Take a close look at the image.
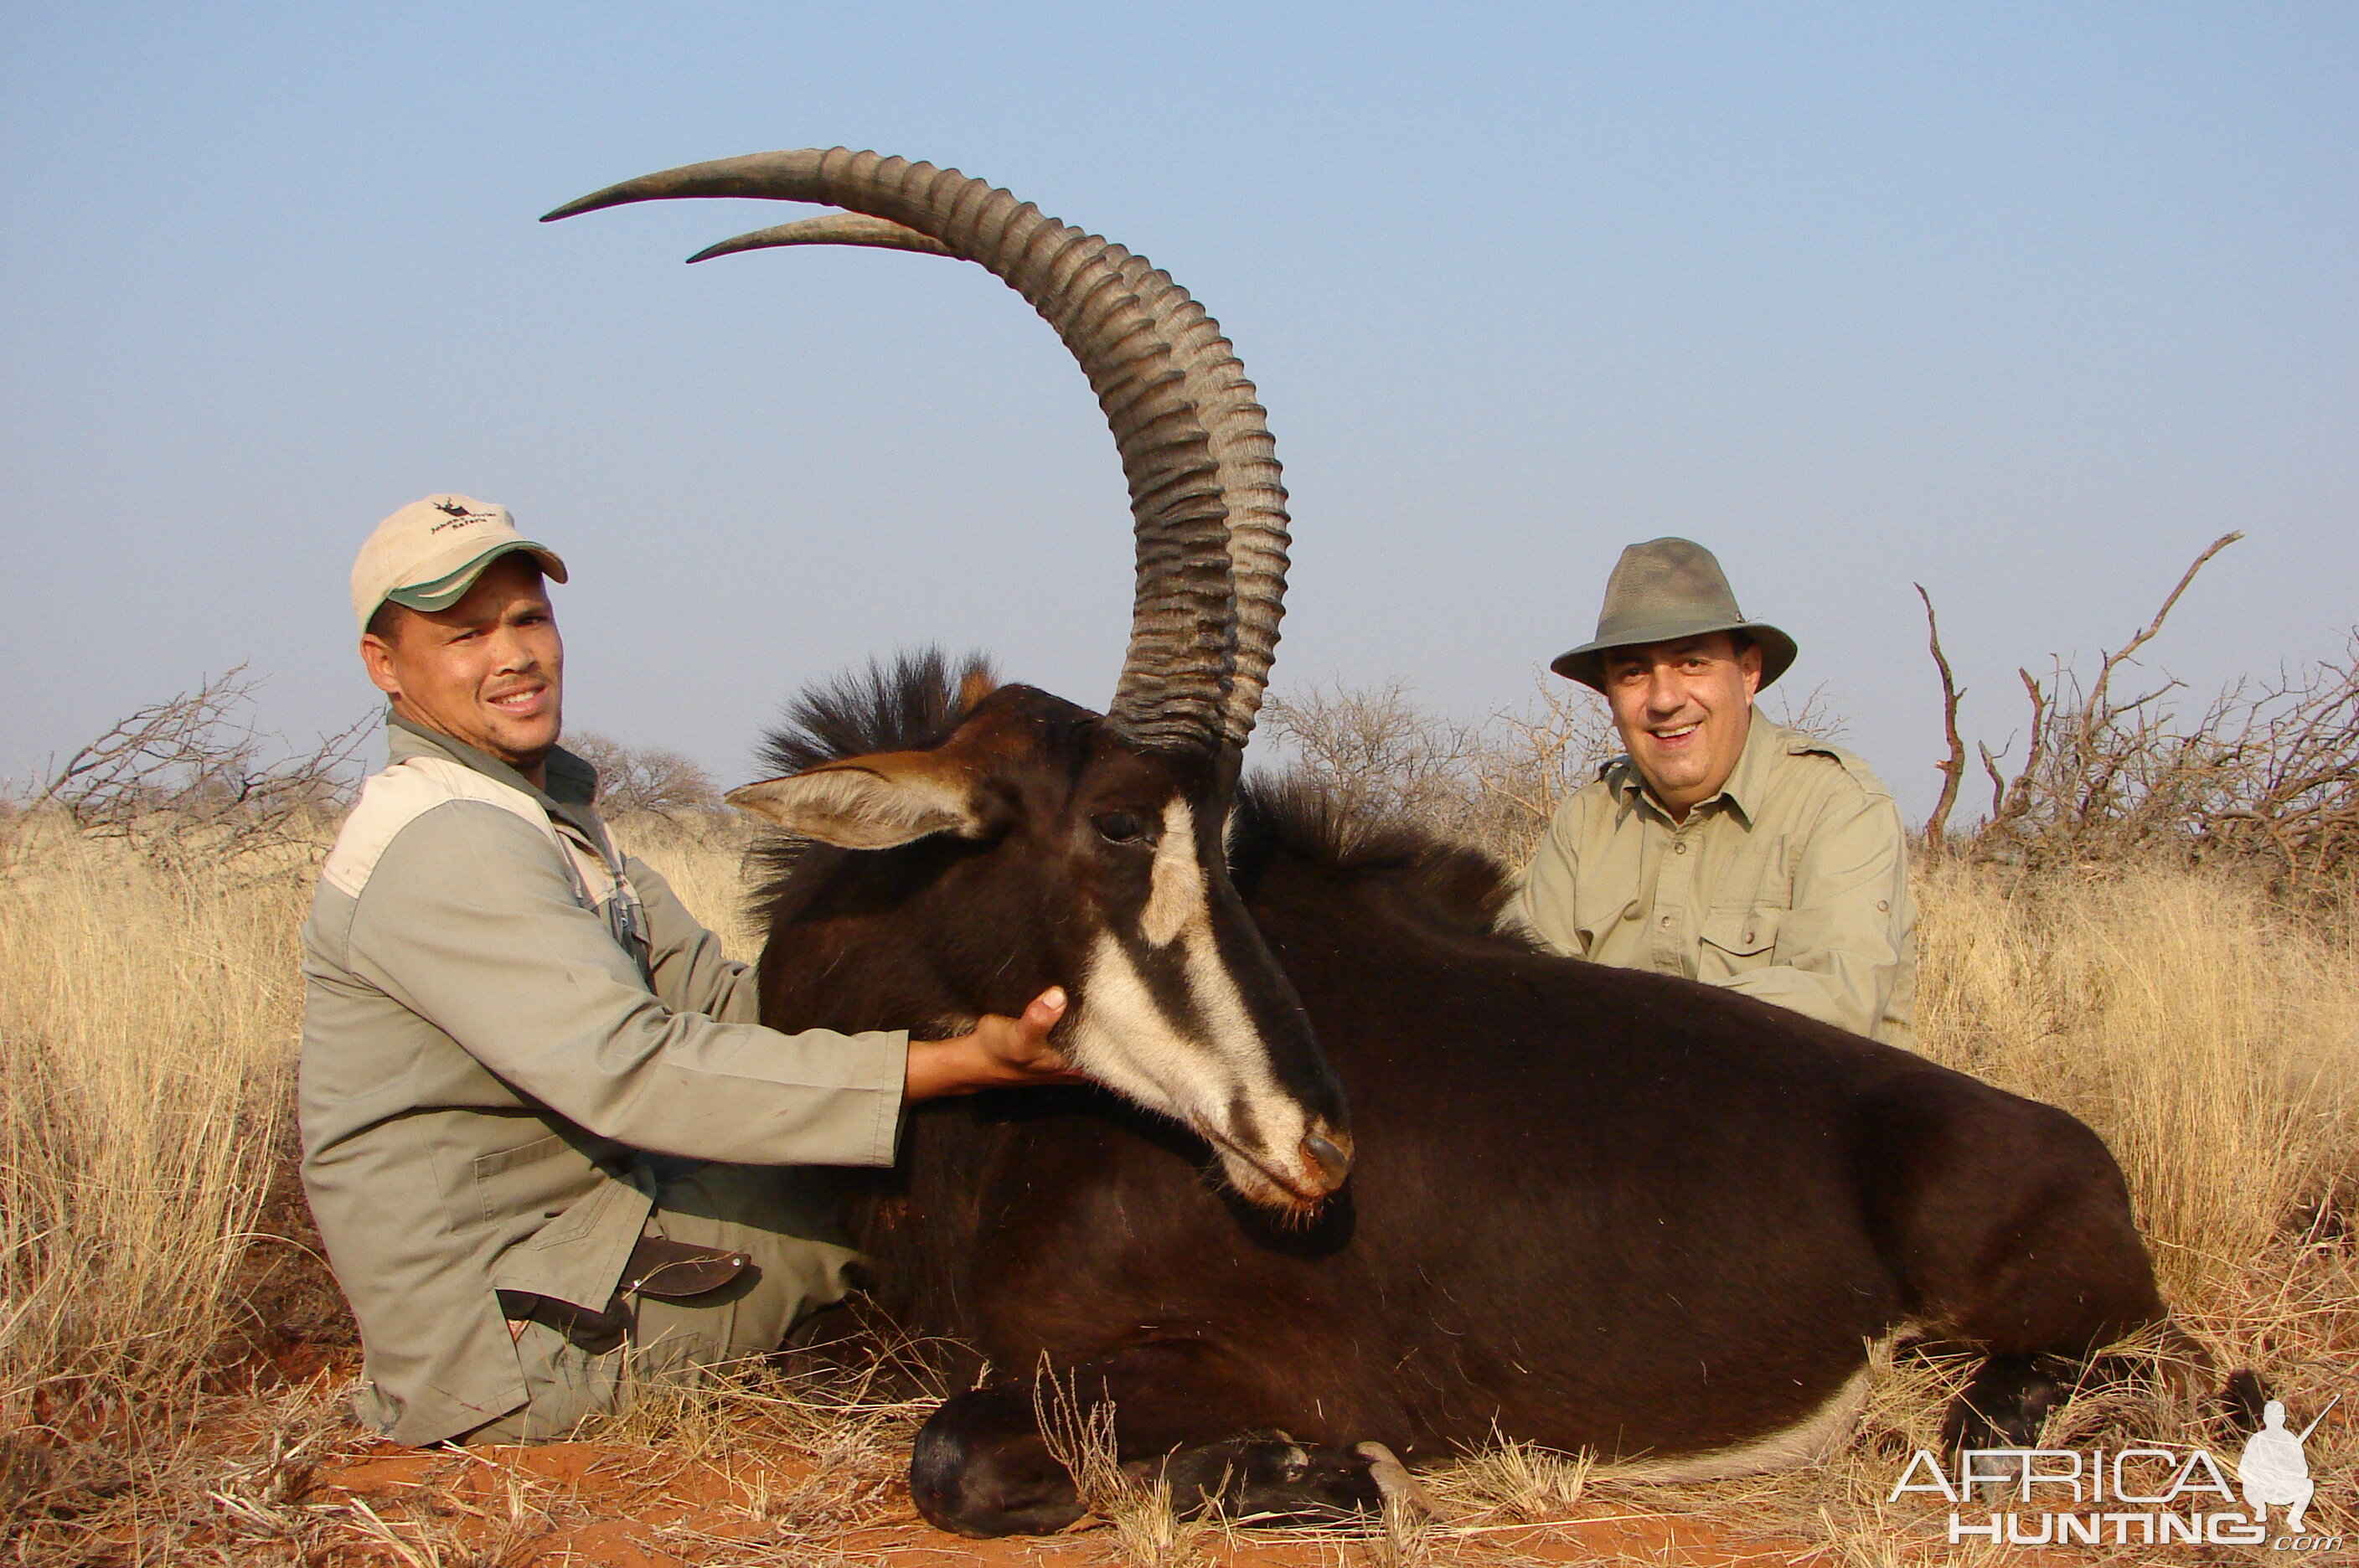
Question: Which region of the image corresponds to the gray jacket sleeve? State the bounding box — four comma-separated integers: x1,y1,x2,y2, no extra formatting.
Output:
349,801,906,1166
625,854,761,1024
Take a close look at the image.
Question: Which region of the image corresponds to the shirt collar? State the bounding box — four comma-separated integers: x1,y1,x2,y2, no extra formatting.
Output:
385,708,602,836
1609,705,1781,829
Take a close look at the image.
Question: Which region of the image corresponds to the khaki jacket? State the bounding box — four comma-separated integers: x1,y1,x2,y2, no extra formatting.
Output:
1510,715,1917,1048
299,716,906,1444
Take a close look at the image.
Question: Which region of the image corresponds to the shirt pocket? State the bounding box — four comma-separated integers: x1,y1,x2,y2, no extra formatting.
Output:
1713,832,1794,914
472,1131,576,1230
488,1172,653,1313
1698,906,1780,984
1570,895,1637,958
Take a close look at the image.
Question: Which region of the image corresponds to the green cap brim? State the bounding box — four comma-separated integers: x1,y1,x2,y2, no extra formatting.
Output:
385,542,565,612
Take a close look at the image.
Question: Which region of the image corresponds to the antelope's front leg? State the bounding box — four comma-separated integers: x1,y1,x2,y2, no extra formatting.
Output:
908,1344,1385,1536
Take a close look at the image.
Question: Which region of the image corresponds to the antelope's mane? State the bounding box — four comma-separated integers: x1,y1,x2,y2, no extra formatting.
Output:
744,649,1517,938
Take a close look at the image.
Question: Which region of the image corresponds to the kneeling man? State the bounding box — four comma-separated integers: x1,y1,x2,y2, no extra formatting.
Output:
1511,538,1917,1047
302,495,1079,1445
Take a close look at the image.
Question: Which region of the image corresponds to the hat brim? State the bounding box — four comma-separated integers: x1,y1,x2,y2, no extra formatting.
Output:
1551,618,1797,694
383,541,569,614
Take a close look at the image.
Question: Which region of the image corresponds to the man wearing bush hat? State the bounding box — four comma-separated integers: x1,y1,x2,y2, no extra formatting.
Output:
1510,538,1917,1047
302,494,1080,1447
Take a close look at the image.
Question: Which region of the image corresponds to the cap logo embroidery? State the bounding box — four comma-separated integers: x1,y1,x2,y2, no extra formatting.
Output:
427,499,490,534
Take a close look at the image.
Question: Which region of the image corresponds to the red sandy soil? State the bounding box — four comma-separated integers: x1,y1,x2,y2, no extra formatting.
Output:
91,1330,2315,1566
306,1436,1829,1567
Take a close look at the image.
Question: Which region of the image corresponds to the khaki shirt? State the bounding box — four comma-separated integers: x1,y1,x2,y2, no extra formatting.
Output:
1510,715,1917,1048
299,716,907,1444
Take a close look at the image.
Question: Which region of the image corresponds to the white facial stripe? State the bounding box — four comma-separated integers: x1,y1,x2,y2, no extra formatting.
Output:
1066,934,1207,1122
1063,795,1320,1201
1139,797,1203,948
1067,863,1314,1200
1068,926,1274,1122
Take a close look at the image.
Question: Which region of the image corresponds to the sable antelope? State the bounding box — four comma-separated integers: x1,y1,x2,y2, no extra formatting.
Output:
548,147,1350,1217
547,151,2208,1537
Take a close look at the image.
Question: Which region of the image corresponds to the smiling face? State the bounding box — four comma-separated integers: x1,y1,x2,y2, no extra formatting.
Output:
360,554,565,784
1599,632,1763,821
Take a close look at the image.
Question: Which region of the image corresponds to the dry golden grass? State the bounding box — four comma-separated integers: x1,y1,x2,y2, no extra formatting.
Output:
1,807,2351,1564
0,816,311,1431
1914,858,2359,1310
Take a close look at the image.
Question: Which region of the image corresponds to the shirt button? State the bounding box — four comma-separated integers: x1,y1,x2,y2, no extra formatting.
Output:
1673,841,1688,854
1877,899,1890,912
1660,915,1674,927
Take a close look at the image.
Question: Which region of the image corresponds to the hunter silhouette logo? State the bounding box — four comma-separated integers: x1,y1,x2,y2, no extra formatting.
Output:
2241,1395,2334,1534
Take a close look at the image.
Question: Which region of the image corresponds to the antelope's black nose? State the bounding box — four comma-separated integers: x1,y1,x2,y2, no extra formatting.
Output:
1303,1129,1355,1189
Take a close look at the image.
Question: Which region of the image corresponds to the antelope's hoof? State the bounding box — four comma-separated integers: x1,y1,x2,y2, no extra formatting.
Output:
1355,1441,1440,1518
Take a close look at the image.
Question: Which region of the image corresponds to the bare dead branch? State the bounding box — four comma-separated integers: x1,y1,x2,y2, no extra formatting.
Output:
1986,668,2050,839
1915,585,1967,848
1263,679,1477,831
1937,528,2351,892
1766,680,1851,742
1979,739,2009,823
25,671,371,874
2085,531,2242,724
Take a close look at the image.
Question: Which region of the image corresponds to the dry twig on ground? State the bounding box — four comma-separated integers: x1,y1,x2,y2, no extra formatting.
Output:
1031,1363,1208,1568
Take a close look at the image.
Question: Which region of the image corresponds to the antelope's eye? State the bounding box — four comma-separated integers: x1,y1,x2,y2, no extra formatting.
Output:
1093,810,1155,846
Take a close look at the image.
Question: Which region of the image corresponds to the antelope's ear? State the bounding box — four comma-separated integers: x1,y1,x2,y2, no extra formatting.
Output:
957,665,1001,714
725,753,984,848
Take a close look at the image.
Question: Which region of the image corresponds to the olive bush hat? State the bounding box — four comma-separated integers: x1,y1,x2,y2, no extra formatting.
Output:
351,494,568,632
1551,537,1797,693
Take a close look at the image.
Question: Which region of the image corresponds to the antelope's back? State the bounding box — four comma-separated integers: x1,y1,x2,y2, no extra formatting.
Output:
849,799,1954,1457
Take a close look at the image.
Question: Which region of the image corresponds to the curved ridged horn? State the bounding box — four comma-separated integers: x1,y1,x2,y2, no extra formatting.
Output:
545,148,1288,753
687,213,952,264
687,209,1286,750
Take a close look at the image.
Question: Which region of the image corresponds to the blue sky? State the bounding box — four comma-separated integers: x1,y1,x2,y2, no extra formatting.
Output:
4,3,2352,816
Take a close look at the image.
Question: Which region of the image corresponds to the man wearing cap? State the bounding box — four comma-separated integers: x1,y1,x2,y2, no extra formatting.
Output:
302,494,1081,1446
1510,538,1917,1047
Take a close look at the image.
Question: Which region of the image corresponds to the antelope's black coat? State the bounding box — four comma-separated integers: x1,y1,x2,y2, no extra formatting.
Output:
748,658,2171,1536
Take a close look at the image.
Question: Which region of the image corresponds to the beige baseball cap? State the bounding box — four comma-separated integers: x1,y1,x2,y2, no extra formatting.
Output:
351,494,569,633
